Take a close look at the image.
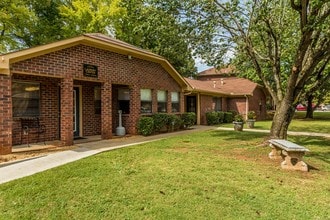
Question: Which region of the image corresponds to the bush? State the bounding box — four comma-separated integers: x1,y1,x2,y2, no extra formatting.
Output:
247,111,256,120
206,112,219,125
167,114,183,131
234,114,244,122
223,112,233,123
181,112,196,128
217,111,225,123
227,110,238,118
137,117,154,136
152,113,169,132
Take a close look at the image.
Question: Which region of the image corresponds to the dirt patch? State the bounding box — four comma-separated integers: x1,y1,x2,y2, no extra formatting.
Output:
0,145,78,164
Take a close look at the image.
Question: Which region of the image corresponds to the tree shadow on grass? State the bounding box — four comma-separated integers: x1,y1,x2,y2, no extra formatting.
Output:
210,129,268,141
289,136,330,165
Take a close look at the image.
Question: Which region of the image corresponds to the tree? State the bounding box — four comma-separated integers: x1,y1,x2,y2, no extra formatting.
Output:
115,0,196,76
174,0,330,139
0,0,37,52
59,0,124,36
303,59,330,118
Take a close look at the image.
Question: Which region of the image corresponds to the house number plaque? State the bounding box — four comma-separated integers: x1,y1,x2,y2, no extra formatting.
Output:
83,64,98,78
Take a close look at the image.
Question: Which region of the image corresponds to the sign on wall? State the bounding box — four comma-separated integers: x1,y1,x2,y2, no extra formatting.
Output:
83,64,98,78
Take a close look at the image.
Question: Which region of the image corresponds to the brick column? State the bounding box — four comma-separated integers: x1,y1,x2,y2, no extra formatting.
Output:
152,89,157,113
101,81,112,139
0,75,12,155
180,92,184,113
60,77,73,146
127,85,139,134
167,91,171,113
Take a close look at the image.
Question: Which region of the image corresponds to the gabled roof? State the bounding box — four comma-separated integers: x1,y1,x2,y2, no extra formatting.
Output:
0,33,188,88
198,66,237,77
185,77,258,97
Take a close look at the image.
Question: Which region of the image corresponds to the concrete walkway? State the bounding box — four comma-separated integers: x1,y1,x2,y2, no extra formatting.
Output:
0,126,212,184
1,125,329,184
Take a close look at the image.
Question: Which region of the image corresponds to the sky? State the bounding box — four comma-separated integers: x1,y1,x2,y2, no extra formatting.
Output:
195,57,212,73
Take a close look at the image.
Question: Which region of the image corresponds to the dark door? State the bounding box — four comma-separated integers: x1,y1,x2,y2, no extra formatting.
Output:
186,96,197,113
73,87,80,137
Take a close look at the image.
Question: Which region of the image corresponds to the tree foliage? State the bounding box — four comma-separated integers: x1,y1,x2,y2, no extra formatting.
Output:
0,0,196,76
173,0,330,138
115,0,196,76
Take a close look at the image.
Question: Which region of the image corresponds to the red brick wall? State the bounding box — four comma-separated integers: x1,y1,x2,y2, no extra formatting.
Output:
11,75,60,145
9,44,182,145
200,95,214,125
0,75,12,154
227,98,246,116
248,88,267,120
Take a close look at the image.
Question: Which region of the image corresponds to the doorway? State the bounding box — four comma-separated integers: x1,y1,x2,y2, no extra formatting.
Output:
186,96,197,113
73,86,81,137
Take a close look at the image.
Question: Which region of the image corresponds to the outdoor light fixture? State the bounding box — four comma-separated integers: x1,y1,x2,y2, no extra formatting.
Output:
25,86,40,92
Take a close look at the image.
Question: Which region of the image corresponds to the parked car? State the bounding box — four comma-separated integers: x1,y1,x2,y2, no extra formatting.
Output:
296,104,306,111
321,105,330,111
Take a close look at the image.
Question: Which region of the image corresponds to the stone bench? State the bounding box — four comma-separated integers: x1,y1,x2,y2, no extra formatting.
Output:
269,139,309,172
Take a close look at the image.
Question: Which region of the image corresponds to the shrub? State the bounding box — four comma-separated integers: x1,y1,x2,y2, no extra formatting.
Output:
223,112,233,123
206,112,219,125
234,114,244,122
152,113,169,132
167,114,183,131
247,111,256,120
227,110,238,118
217,111,225,123
181,112,196,128
137,117,154,136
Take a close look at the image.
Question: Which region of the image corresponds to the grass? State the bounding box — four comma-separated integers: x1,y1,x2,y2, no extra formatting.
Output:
0,130,329,219
221,111,330,134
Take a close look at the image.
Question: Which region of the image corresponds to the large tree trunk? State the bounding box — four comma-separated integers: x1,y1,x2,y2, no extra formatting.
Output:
270,99,296,139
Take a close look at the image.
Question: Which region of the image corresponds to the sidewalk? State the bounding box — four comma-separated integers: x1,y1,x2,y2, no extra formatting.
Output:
216,127,330,138
0,126,212,184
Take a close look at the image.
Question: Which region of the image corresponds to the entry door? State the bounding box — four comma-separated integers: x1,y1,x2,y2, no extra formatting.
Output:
186,96,197,113
73,87,80,137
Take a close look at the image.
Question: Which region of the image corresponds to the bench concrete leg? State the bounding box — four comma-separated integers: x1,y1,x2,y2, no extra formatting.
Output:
268,144,283,160
281,151,308,172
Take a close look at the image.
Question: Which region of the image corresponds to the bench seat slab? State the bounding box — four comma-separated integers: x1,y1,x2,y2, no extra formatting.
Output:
268,139,309,172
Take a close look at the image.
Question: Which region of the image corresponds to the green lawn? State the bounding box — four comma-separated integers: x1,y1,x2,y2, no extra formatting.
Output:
221,111,330,134
0,130,329,219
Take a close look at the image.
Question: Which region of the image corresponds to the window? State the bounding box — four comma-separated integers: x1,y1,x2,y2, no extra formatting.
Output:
157,90,167,113
141,89,152,113
213,97,222,111
12,81,40,117
171,92,180,113
94,87,101,114
118,88,130,114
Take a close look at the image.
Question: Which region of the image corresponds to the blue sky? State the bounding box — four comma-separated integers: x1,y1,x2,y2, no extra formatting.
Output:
195,57,211,73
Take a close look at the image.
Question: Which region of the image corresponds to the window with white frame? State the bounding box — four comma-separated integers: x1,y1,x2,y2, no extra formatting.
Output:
157,90,167,113
12,81,40,117
118,88,130,114
171,92,180,113
140,89,152,113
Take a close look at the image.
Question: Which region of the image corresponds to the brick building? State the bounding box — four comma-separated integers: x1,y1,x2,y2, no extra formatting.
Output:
0,34,269,155
184,67,268,125
0,34,188,155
